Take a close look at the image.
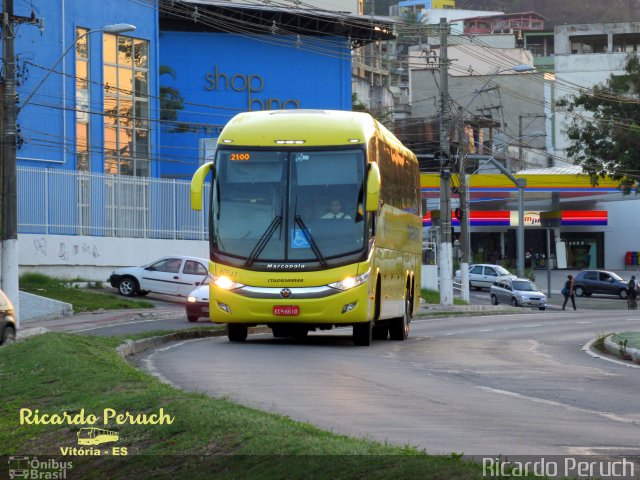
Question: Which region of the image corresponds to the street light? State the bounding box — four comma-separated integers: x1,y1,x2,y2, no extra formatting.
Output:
2,22,136,326
456,64,536,301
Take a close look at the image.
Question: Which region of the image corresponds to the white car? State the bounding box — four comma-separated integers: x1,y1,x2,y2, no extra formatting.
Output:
455,263,516,290
109,255,210,297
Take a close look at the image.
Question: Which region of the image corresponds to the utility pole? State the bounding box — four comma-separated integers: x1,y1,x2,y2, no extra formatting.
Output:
1,0,19,323
457,118,469,302
518,113,546,168
1,0,37,325
438,17,453,305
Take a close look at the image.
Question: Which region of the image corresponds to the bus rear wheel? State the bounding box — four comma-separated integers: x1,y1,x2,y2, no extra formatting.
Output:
389,293,411,341
353,320,372,346
227,324,247,342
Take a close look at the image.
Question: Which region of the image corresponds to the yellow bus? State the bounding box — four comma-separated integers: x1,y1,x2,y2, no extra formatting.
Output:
77,427,119,445
190,110,421,346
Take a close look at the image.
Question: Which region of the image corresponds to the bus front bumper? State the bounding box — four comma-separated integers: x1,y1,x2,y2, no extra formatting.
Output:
209,283,370,325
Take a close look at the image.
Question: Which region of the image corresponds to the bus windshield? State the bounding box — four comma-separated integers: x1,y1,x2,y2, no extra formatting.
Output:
213,148,366,264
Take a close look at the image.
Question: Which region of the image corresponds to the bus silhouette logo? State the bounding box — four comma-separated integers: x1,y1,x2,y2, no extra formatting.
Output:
280,288,292,298
77,427,119,446
8,456,29,479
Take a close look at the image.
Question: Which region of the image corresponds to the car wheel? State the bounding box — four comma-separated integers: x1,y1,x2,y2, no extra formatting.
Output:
619,289,628,300
574,286,586,297
491,294,498,305
117,276,138,297
511,298,519,307
353,320,373,346
0,325,16,345
187,315,198,323
227,324,248,342
539,306,546,311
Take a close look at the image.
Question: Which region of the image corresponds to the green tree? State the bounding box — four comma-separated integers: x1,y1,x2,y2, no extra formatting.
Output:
556,53,640,194
160,65,195,133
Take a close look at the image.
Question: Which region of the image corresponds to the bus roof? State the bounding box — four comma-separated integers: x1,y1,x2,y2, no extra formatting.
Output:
218,110,416,161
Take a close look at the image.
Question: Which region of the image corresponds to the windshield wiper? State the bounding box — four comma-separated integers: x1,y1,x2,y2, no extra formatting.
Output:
245,216,282,268
295,215,328,268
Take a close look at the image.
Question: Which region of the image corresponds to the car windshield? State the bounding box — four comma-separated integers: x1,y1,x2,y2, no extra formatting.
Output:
495,266,511,276
212,148,366,263
610,272,624,281
512,280,537,291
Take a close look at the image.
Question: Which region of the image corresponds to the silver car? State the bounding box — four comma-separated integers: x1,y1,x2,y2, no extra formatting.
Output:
490,277,547,310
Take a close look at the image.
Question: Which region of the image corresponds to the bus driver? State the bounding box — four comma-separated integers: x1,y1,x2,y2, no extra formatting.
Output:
321,199,352,220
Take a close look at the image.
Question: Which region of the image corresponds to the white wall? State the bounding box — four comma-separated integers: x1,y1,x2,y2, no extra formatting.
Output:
19,234,209,281
601,200,640,269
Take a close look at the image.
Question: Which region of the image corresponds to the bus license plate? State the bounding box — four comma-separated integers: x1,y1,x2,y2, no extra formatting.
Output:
273,306,300,316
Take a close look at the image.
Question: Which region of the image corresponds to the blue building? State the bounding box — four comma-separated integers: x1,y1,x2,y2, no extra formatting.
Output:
8,0,393,282
11,0,393,180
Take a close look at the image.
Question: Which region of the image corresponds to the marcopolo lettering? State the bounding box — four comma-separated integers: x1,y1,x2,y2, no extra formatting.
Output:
204,66,300,111
267,264,305,270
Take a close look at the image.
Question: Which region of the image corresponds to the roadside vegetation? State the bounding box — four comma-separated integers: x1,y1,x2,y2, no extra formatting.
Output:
19,273,154,312
0,333,488,479
420,288,468,306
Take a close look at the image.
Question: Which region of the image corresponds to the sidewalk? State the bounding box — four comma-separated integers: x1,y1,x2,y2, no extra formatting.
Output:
17,305,185,339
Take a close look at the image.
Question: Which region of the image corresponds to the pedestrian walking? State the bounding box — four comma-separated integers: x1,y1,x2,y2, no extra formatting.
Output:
562,274,576,311
627,275,638,310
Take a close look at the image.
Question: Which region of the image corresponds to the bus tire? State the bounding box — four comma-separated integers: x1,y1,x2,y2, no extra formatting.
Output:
353,320,372,346
389,293,411,341
227,324,247,342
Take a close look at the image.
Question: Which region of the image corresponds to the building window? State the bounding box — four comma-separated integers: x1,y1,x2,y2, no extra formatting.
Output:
76,28,90,171
570,35,608,54
103,33,150,176
612,33,640,53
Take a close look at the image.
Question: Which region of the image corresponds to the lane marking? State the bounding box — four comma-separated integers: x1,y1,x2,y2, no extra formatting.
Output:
477,386,637,424
142,338,210,386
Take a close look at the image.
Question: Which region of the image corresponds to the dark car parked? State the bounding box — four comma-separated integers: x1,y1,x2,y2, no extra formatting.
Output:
572,270,629,299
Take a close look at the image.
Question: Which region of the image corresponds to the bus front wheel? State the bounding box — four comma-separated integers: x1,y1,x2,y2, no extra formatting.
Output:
227,324,248,342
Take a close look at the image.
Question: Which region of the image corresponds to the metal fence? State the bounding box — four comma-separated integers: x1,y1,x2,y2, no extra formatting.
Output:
18,167,210,240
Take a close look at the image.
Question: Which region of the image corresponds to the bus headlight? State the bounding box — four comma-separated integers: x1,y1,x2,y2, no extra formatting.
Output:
328,272,369,291
211,274,244,291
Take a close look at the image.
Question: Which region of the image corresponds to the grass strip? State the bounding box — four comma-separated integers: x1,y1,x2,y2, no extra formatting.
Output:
0,332,487,479
421,289,468,306
610,332,640,350
20,273,154,312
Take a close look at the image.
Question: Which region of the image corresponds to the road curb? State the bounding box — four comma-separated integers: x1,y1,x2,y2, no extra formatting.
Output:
603,334,640,363
115,325,272,359
116,328,225,359
419,305,523,314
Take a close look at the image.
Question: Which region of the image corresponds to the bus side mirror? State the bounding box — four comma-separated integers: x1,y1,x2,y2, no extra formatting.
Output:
191,162,214,211
365,162,381,212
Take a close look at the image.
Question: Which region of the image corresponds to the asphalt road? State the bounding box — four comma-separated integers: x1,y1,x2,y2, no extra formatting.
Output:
138,309,640,456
